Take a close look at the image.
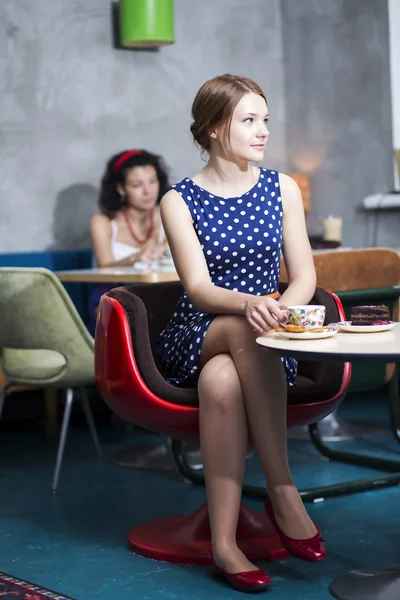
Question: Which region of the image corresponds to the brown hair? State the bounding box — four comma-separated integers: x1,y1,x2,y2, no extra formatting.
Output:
190,74,267,155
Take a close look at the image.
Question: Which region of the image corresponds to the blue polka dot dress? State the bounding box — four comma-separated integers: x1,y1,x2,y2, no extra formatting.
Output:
156,167,297,387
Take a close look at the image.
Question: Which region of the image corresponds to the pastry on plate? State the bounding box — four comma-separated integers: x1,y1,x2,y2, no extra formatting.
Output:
350,305,390,326
284,324,305,333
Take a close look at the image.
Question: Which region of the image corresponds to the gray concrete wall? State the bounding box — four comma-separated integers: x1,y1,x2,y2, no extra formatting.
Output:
0,0,285,251
281,0,397,248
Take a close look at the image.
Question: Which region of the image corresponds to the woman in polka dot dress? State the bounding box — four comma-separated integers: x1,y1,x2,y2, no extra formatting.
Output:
158,168,297,387
157,75,321,591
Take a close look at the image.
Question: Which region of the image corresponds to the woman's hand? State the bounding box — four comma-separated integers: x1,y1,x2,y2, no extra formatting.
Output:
134,243,165,264
245,296,287,334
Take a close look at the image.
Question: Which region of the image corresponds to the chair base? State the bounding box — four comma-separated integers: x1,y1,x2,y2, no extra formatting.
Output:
108,438,254,472
109,442,174,470
128,502,289,564
288,410,387,442
330,564,400,600
108,441,204,471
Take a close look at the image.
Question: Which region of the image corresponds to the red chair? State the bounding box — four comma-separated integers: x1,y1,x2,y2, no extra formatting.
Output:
95,282,351,564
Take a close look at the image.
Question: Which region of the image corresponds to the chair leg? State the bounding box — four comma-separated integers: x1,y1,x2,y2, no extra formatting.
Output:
43,388,59,439
169,438,268,499
79,387,102,458
169,438,208,487
0,382,13,421
389,364,400,443
171,422,400,504
51,388,74,494
304,420,400,501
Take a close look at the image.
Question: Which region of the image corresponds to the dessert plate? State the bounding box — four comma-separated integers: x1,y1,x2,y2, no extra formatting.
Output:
336,321,396,333
275,327,338,340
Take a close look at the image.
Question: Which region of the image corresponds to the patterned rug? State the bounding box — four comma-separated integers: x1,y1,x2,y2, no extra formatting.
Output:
0,572,75,600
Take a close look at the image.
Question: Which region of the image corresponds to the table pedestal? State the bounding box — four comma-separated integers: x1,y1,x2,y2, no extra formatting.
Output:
108,440,204,471
330,565,400,600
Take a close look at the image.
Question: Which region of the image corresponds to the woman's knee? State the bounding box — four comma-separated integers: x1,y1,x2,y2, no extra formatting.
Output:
204,316,260,365
198,354,242,412
222,317,280,368
224,316,258,352
200,315,256,367
218,315,256,345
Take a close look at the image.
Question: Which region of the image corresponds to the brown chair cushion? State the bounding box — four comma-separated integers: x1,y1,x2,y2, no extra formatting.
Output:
108,282,345,407
109,282,198,405
280,248,400,291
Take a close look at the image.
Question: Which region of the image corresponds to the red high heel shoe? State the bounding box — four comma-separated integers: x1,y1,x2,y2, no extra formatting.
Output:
265,496,326,562
213,562,271,592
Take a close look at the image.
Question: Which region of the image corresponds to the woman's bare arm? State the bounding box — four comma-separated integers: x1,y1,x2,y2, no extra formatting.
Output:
278,174,316,307
89,213,142,267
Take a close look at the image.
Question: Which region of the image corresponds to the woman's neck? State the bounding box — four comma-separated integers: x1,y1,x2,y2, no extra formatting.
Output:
123,205,153,225
198,153,259,197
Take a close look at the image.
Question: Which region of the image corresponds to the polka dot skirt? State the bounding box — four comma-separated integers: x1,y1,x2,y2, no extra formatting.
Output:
156,168,297,387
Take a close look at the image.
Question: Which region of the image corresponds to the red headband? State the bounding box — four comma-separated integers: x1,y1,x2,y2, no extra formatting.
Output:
113,150,143,173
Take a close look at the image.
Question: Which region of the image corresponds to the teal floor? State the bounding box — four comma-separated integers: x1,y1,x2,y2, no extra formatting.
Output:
0,392,399,599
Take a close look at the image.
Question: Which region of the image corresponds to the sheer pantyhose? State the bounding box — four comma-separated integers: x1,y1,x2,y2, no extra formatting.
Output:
198,314,317,573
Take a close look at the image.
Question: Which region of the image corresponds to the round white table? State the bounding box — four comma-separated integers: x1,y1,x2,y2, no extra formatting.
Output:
257,324,400,600
256,324,400,364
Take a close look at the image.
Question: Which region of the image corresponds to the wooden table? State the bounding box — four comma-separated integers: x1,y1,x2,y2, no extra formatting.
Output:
256,324,400,600
55,266,179,284
56,250,400,284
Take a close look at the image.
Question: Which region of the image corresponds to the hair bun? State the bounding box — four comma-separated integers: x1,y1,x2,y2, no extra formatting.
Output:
190,121,209,151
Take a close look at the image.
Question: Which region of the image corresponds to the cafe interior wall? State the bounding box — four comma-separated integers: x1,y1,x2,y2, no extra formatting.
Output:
0,0,286,251
282,0,396,249
0,0,396,252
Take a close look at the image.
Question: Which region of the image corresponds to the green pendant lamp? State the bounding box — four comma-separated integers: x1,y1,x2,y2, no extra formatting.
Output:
120,0,174,48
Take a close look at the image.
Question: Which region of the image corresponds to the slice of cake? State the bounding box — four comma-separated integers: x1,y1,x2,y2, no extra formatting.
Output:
350,305,390,326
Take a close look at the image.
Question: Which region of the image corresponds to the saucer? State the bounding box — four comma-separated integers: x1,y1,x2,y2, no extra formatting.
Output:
275,327,338,340
336,321,396,333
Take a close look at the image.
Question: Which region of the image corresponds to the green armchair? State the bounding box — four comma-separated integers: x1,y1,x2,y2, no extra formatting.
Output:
0,267,101,492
